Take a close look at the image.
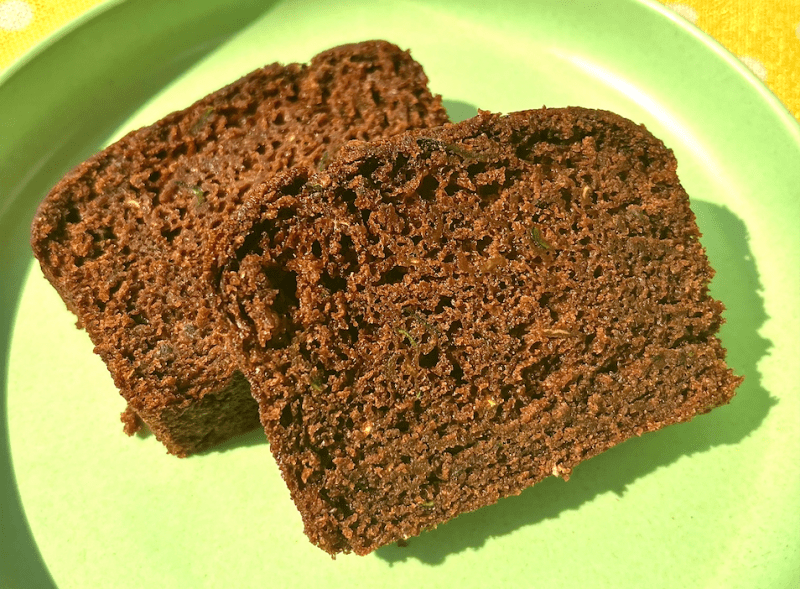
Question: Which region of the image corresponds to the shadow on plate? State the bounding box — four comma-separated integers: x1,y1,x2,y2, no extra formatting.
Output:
442,99,479,123
129,409,268,454
0,1,278,588
376,201,774,566
197,426,269,455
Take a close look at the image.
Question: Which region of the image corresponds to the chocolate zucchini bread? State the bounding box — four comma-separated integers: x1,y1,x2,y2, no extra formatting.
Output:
210,108,742,555
30,40,449,456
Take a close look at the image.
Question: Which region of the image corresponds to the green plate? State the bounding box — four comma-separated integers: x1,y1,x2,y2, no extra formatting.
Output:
2,0,798,587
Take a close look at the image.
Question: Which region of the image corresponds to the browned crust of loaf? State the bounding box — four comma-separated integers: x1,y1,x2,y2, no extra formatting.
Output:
30,40,449,456
212,107,742,554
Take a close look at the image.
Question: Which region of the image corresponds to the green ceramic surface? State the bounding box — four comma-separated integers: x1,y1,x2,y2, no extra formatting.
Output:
1,1,798,587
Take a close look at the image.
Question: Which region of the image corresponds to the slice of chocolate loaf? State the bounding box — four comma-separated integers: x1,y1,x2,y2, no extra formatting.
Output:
30,41,449,456
210,107,742,555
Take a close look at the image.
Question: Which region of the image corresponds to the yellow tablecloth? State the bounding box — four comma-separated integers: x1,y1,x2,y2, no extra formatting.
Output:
1,0,798,121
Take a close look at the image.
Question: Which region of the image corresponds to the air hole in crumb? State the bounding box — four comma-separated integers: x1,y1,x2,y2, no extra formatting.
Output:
320,272,347,293
148,171,161,183
344,323,359,344
234,221,268,262
560,187,572,210
593,265,603,278
448,319,462,336
283,174,307,196
449,359,465,385
340,189,358,214
418,175,439,202
280,403,294,427
339,233,356,264
509,324,526,338
65,207,81,224
391,154,409,175
311,240,322,257
599,359,618,374
446,444,467,456
514,382,544,402
264,267,299,313
476,236,492,253
316,448,335,471
377,266,408,285
357,158,381,181
161,227,181,243
92,227,115,242
131,314,147,325
419,346,440,368
276,206,296,221
434,296,452,313
478,182,500,204
467,162,486,176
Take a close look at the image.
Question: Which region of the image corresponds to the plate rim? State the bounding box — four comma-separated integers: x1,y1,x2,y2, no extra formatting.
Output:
636,0,800,137
1,0,799,587
0,0,126,85
2,0,798,138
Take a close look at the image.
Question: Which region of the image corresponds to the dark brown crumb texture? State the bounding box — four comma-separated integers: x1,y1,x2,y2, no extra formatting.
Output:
211,107,742,555
30,40,449,456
